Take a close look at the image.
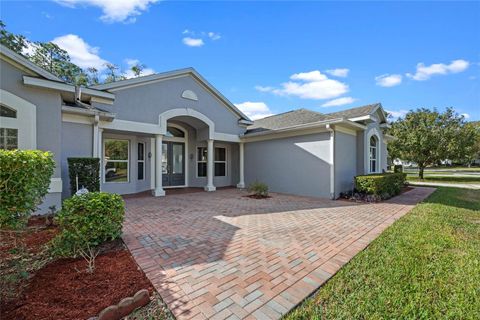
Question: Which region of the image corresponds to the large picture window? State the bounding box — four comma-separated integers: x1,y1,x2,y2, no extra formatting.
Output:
369,136,378,173
0,128,18,150
104,139,129,183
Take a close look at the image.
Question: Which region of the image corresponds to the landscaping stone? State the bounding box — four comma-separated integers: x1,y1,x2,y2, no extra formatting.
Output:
117,297,136,317
98,306,119,320
133,289,151,308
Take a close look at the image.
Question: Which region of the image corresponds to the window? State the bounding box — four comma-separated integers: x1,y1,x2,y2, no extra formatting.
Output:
165,126,185,138
197,147,207,177
215,147,226,177
104,139,129,183
196,147,227,177
137,142,145,180
369,136,378,173
0,104,17,118
0,128,18,150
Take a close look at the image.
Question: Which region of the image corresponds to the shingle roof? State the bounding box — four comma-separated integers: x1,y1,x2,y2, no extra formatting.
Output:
245,103,384,135
245,109,336,134
325,103,381,119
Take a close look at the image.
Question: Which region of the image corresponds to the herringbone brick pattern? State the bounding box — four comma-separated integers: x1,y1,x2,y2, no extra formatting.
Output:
122,187,434,320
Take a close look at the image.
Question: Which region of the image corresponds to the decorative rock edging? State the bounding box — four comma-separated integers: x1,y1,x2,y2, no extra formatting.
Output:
89,289,150,320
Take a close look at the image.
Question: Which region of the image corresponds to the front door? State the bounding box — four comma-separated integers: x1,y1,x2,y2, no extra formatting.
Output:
162,142,185,186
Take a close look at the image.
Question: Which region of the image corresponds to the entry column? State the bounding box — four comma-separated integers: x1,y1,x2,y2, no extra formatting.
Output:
237,142,245,188
153,134,165,196
204,139,216,191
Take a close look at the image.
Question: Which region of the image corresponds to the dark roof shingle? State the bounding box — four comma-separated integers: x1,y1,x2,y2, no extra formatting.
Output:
325,103,381,119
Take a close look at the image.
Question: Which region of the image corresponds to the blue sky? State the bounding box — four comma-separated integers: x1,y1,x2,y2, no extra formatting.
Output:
1,0,479,120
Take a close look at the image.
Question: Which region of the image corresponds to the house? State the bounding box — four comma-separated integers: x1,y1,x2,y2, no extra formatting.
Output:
0,44,392,213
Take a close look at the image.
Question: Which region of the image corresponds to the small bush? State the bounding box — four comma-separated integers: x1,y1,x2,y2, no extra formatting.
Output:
393,165,403,173
248,181,269,197
0,150,55,229
51,192,125,257
68,157,100,196
355,173,406,199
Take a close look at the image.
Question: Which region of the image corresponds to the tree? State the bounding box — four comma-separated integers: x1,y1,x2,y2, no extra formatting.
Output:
0,20,28,54
130,63,145,77
104,63,126,83
388,108,476,178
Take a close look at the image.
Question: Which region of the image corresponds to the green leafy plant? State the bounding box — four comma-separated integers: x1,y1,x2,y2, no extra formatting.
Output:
355,173,406,199
0,150,55,229
51,192,125,257
67,157,100,195
248,181,269,198
393,165,403,173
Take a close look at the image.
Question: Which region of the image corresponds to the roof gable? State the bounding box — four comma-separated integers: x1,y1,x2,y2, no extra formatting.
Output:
0,44,62,82
91,68,252,122
325,103,387,123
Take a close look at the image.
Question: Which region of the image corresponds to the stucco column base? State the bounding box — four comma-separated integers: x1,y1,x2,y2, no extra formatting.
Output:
236,183,245,189
153,188,166,197
204,185,216,192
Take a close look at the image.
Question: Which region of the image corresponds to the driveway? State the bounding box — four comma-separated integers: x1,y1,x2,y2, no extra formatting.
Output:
123,187,435,320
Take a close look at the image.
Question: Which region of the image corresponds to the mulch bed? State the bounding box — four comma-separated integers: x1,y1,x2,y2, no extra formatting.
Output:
243,194,271,199
338,186,415,203
0,217,154,320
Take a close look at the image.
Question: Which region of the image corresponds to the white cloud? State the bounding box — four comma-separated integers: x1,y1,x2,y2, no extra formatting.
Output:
235,102,274,120
55,0,159,23
52,34,108,70
386,109,409,120
182,37,204,47
325,68,349,77
461,113,470,119
208,32,221,40
123,58,155,79
375,74,403,87
255,85,274,92
406,59,470,81
321,97,356,107
21,41,38,56
263,70,348,100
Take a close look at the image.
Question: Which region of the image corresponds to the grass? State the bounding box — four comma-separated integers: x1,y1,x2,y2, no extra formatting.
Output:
407,176,480,184
285,188,480,320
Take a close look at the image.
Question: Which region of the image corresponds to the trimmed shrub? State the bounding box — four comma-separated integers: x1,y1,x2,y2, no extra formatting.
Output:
248,181,269,197
0,150,55,229
51,192,125,257
68,157,100,195
355,172,406,199
393,165,403,173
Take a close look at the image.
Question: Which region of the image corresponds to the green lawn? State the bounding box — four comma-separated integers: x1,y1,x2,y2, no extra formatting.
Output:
407,176,480,184
285,188,480,319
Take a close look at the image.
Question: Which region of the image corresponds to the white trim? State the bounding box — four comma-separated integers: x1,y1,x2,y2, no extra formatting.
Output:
150,137,155,190
159,108,215,139
182,90,198,101
62,113,93,125
0,89,36,149
365,126,382,174
23,76,115,100
103,138,130,184
91,96,114,105
214,132,241,142
93,115,99,157
48,178,63,193
237,142,245,189
326,124,335,199
100,119,161,134
335,125,357,136
153,134,165,196
242,127,330,143
205,139,216,191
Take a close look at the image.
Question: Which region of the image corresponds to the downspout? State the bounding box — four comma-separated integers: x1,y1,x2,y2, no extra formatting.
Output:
326,124,335,199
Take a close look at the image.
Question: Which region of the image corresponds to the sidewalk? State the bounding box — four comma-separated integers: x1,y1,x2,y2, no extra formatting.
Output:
409,181,480,190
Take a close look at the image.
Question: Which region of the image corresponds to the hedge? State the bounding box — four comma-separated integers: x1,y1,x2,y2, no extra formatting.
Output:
355,172,406,199
51,192,125,257
0,150,55,229
68,157,100,195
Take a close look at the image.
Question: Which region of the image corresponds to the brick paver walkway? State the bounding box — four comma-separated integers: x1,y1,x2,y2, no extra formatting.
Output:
123,187,435,320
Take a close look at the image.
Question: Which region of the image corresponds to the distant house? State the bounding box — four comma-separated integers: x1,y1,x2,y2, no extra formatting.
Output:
0,44,393,213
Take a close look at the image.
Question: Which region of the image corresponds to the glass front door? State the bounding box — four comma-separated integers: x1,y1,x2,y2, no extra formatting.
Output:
162,141,185,186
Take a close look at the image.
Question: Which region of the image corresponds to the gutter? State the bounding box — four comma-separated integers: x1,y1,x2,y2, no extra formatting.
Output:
61,105,115,121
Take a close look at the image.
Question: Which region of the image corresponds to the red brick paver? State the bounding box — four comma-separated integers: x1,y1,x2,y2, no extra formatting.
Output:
123,187,435,320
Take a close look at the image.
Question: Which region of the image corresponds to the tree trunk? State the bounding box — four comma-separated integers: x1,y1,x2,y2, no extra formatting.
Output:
419,166,424,179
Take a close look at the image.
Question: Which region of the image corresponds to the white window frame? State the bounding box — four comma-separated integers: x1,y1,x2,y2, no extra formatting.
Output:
196,146,207,178
0,128,18,150
137,142,145,181
103,139,130,183
214,147,227,177
369,135,378,173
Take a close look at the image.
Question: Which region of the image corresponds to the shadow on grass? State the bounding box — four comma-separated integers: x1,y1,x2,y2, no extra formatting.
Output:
407,176,480,183
422,187,480,211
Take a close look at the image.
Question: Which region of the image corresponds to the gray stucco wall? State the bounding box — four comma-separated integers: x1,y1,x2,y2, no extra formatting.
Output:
93,75,245,135
61,121,93,198
356,133,365,175
1,59,63,213
244,133,331,198
334,132,357,196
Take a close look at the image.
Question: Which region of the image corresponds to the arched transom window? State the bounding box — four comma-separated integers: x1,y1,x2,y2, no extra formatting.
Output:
369,135,378,173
